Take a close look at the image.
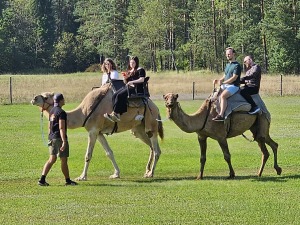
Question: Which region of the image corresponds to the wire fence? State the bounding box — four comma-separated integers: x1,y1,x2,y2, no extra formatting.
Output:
0,73,299,105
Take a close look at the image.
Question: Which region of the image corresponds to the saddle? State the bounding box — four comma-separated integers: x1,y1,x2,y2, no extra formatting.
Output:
110,78,150,108
211,87,270,122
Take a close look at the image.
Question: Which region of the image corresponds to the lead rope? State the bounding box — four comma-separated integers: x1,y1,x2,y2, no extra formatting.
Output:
40,111,48,147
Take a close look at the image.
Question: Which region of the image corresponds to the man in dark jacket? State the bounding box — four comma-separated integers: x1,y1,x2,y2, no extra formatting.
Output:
240,55,261,114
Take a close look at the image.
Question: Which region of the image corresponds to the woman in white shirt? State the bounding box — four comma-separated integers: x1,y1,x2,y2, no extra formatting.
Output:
101,58,119,85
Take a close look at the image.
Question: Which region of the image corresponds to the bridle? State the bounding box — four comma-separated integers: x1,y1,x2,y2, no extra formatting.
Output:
39,96,53,113
37,95,53,146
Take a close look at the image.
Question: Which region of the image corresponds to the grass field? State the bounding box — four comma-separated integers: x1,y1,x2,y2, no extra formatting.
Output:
1,94,300,224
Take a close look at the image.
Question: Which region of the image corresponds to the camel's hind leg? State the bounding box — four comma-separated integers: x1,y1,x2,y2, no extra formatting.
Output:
266,135,282,175
97,133,120,179
256,136,272,177
131,125,159,178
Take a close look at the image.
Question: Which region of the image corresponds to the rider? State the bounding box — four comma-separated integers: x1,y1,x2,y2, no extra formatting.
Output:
240,55,261,114
212,47,242,122
104,56,146,122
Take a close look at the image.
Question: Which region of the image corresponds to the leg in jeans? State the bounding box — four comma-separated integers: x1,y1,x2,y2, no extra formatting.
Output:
240,86,258,108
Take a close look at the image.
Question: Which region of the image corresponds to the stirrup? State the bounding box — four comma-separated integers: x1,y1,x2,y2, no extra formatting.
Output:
104,113,115,122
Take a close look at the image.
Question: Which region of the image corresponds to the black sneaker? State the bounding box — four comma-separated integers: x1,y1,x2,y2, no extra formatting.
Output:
38,180,49,186
212,115,224,121
248,106,261,115
65,180,78,186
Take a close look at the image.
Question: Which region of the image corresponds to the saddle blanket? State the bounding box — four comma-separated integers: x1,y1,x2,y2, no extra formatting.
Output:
214,90,271,122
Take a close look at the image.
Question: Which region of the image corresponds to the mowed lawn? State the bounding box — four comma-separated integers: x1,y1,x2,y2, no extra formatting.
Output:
0,96,300,224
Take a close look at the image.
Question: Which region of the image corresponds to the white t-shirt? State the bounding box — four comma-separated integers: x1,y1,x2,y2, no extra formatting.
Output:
101,70,119,85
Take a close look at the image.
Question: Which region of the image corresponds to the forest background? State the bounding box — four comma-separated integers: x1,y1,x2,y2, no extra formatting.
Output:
0,0,299,74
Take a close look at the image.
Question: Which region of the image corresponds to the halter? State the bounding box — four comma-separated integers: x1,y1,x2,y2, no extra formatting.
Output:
40,100,53,112
38,96,53,146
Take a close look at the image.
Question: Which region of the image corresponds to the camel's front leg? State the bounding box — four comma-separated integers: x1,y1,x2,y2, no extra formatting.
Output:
218,139,235,179
76,131,97,181
97,133,120,178
197,136,207,180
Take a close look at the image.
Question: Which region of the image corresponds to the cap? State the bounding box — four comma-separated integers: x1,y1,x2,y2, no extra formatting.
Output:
53,93,64,103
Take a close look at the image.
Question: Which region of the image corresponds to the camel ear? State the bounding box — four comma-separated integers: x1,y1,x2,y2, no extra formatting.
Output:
175,94,178,99
163,94,165,99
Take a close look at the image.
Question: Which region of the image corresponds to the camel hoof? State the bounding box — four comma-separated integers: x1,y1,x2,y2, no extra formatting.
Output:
109,174,120,179
196,175,203,180
143,172,153,178
275,166,282,175
75,176,87,181
227,175,235,180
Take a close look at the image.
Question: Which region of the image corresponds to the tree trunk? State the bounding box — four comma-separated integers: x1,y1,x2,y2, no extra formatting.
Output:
261,0,268,72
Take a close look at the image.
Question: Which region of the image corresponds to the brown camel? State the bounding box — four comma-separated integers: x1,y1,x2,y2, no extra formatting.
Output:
31,83,163,180
163,93,282,179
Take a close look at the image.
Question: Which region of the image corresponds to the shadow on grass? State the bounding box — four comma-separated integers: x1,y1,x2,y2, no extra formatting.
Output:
131,173,300,183
83,174,300,186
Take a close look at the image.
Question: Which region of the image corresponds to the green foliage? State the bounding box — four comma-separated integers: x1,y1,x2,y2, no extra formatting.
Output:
0,0,300,73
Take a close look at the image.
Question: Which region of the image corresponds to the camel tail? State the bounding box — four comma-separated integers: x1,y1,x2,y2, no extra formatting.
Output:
157,114,164,140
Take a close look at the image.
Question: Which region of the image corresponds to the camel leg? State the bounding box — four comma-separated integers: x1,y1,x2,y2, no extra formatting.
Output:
97,133,120,179
256,137,270,177
266,135,282,175
218,139,235,179
197,136,207,180
76,131,98,181
145,134,161,178
131,126,154,178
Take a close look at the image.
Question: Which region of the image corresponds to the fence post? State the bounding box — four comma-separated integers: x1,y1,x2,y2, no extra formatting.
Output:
192,82,195,100
280,74,283,96
9,76,13,104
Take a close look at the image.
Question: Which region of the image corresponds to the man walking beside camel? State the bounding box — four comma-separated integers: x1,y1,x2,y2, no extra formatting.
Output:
38,93,77,186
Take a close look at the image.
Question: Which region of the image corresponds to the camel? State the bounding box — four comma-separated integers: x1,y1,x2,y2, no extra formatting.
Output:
31,83,163,180
163,92,282,179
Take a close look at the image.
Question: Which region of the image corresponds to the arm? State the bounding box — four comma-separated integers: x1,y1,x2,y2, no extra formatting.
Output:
127,77,145,86
223,74,238,84
59,119,67,151
213,74,225,86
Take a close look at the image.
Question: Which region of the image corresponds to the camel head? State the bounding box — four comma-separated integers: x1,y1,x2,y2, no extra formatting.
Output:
163,93,178,109
31,92,54,111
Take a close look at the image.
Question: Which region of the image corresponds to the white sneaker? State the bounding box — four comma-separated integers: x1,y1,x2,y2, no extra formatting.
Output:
135,115,144,121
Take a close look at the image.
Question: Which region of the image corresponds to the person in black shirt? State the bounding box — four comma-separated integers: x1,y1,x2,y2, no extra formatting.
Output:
38,93,77,186
240,55,261,114
104,56,146,122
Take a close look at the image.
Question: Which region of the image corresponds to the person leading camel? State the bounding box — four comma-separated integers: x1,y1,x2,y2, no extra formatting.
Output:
104,56,145,122
38,93,78,186
212,47,242,122
101,58,119,86
240,55,261,114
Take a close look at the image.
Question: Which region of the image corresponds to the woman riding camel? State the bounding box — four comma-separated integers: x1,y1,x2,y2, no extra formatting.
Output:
104,56,146,122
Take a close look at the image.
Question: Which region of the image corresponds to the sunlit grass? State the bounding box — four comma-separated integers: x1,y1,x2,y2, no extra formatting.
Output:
1,96,300,224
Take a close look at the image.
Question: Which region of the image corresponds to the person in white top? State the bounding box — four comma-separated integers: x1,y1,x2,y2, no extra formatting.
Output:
101,58,119,85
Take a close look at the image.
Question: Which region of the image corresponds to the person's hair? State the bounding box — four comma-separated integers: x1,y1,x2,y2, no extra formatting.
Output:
127,56,139,70
101,58,117,73
225,47,236,53
247,54,254,61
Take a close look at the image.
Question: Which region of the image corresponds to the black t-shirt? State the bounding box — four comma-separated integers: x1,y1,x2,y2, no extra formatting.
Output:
126,68,146,93
48,106,67,140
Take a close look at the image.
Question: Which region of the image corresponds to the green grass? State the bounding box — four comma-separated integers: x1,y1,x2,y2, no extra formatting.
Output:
1,97,300,224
